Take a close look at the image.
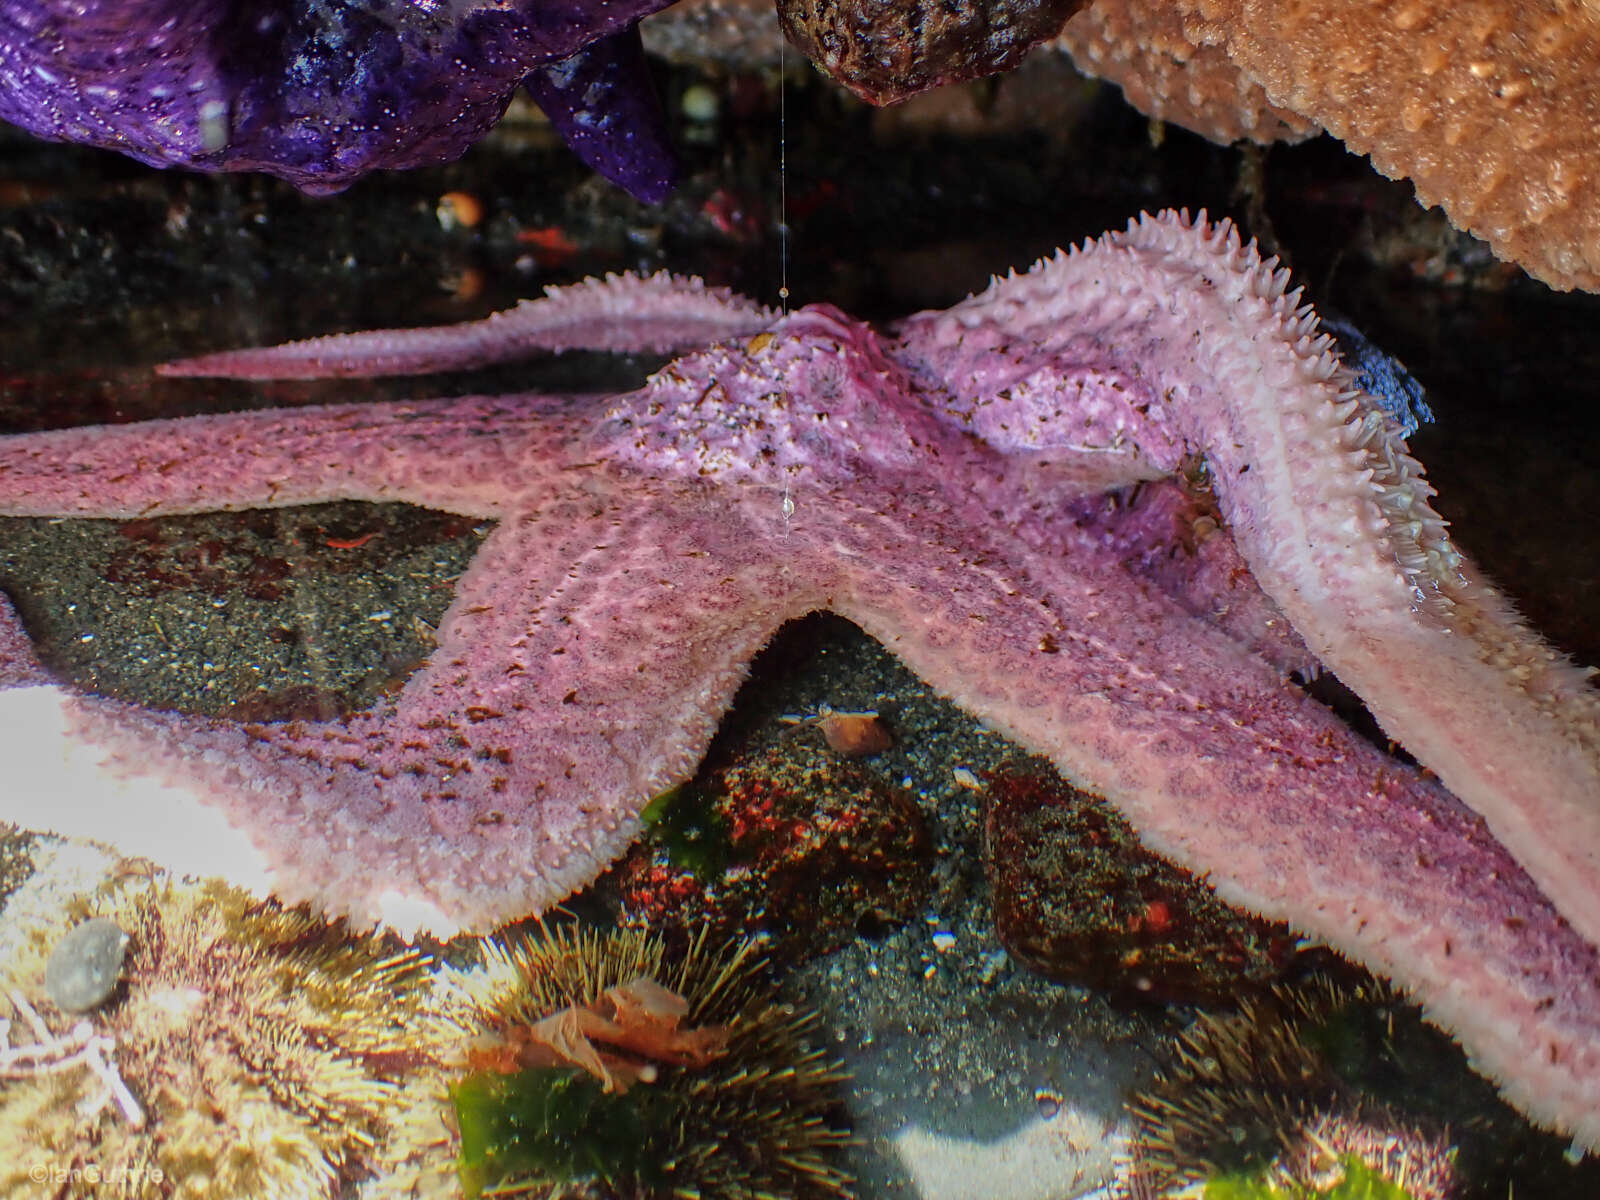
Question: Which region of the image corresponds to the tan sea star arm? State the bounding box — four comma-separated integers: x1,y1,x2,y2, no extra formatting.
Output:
1058,0,1318,143
1060,0,1600,291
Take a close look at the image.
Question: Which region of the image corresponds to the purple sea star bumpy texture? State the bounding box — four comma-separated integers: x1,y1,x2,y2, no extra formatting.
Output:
1,212,1598,1149
0,0,679,200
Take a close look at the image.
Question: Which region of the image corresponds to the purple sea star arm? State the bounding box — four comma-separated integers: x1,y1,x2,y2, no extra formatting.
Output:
158,273,779,380
0,0,677,198
892,210,1600,949
593,301,1600,1145
0,440,828,930
0,351,834,933
0,1,229,168
50,521,815,932
0,394,597,519
525,28,677,204
808,485,1600,1148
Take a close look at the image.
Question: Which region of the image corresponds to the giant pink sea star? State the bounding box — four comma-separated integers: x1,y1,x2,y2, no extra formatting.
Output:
0,212,1597,1148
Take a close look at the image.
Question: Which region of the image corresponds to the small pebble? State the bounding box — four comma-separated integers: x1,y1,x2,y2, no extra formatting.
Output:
45,917,129,1012
436,190,484,230
680,84,720,124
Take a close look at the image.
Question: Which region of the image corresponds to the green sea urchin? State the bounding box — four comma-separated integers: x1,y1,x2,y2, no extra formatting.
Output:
374,924,854,1200
1121,978,1455,1200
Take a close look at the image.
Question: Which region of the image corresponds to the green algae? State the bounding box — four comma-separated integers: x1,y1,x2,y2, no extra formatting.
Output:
453,1067,673,1197
1206,1155,1418,1199
638,781,733,878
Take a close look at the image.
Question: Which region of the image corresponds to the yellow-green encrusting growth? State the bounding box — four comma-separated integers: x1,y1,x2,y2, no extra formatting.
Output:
0,878,434,1199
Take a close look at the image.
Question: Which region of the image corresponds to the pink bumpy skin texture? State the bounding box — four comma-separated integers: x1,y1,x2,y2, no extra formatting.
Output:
0,216,1597,1149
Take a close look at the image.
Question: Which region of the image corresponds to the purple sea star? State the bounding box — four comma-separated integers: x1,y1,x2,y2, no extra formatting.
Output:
0,1,679,201
1,212,1598,1148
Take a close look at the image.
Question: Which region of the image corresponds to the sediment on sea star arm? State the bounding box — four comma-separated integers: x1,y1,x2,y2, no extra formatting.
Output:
892,210,1600,948
159,273,778,380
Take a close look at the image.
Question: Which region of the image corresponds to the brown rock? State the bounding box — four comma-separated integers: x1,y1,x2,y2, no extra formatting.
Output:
614,741,932,958
779,0,1090,105
983,759,1333,1006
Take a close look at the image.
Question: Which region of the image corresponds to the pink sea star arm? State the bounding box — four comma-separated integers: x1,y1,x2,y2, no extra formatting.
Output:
157,273,778,380
0,395,595,519
599,286,1600,1148
0,594,49,688
892,209,1600,948
811,483,1600,1149
4,483,826,934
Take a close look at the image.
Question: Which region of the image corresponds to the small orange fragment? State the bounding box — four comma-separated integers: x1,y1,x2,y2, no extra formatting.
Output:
514,226,579,266
324,531,376,549
465,974,730,1093
816,708,893,757
436,191,484,229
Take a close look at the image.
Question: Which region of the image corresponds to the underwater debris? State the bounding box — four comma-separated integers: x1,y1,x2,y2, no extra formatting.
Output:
464,973,731,1094
779,705,896,758
0,986,143,1128
0,878,436,1199
375,923,854,1200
